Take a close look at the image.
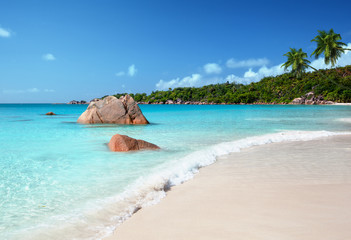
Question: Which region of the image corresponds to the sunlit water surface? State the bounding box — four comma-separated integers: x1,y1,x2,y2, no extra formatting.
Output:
0,104,351,239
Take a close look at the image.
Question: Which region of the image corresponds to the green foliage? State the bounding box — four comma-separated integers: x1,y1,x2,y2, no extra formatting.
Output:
311,29,349,67
281,48,311,79
108,65,351,104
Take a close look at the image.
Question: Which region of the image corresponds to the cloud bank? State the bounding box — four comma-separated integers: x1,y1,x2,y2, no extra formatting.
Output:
156,74,202,90
156,43,351,90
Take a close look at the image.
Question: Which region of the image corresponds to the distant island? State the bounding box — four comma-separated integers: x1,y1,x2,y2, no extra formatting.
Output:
93,65,350,105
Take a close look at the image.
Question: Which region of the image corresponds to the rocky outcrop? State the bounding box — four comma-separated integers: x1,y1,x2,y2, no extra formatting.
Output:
291,98,304,104
77,95,149,124
290,92,334,105
108,134,160,152
45,112,56,115
68,100,88,104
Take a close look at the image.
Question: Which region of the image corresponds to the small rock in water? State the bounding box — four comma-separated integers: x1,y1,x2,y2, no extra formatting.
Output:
45,112,56,115
108,134,160,152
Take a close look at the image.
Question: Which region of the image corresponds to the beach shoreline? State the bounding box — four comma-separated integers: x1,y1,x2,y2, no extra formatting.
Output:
105,134,351,240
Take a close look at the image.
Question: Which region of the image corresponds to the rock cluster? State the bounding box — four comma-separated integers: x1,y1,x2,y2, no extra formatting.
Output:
68,100,87,104
291,92,334,105
77,95,149,124
108,134,160,152
138,100,215,105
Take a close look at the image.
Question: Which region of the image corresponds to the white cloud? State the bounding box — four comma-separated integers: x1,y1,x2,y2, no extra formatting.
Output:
203,63,222,74
128,64,137,76
243,68,258,78
116,64,137,77
233,63,286,84
115,71,125,77
156,74,202,90
222,64,285,85
226,58,269,68
42,53,56,61
0,27,11,38
224,74,251,85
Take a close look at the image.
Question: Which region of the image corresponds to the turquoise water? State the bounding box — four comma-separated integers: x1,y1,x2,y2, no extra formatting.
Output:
1,104,351,239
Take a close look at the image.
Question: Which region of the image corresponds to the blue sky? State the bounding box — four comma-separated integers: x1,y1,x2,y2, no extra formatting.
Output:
1,0,351,103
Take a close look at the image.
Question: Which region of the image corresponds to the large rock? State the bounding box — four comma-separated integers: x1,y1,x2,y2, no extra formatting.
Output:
77,95,149,124
108,134,160,152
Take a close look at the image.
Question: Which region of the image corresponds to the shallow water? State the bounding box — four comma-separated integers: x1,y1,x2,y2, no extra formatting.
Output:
0,104,351,239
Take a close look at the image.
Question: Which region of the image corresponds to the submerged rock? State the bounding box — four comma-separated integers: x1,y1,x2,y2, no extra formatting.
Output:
108,134,160,152
45,112,56,115
77,95,149,124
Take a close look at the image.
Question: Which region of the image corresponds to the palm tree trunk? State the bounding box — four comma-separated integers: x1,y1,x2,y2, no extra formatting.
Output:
309,66,318,72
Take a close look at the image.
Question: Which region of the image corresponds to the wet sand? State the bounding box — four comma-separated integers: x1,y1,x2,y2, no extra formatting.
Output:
105,135,351,240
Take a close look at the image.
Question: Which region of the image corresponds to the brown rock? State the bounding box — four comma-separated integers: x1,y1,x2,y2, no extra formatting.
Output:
305,91,314,99
77,95,149,124
45,112,56,115
108,134,160,152
291,98,304,104
305,100,315,105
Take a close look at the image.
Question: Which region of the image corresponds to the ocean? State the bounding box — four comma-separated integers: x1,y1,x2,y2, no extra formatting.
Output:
0,104,351,239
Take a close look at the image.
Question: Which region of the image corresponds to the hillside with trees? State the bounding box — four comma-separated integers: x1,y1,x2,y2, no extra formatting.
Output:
107,29,351,104
109,65,351,104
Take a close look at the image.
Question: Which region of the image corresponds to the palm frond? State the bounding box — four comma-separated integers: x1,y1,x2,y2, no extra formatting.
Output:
311,28,347,66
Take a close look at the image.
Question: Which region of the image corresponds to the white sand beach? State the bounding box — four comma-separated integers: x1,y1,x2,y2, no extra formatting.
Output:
105,134,351,240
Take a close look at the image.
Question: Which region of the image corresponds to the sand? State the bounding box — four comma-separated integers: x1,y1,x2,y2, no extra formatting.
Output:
105,135,351,240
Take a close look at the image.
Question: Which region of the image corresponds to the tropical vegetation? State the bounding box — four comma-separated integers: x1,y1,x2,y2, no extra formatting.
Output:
281,48,313,78
105,28,351,104
109,65,351,104
311,29,351,66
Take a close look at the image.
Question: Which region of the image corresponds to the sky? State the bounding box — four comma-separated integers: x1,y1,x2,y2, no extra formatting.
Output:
1,0,351,103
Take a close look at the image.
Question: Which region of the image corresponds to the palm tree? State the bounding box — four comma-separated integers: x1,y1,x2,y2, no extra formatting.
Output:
281,48,316,78
311,29,351,67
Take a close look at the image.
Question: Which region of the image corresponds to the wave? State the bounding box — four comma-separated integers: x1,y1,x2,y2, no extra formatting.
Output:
11,130,350,240
336,118,351,123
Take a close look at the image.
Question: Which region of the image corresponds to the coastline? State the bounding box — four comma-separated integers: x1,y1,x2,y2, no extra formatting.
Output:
105,134,351,240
